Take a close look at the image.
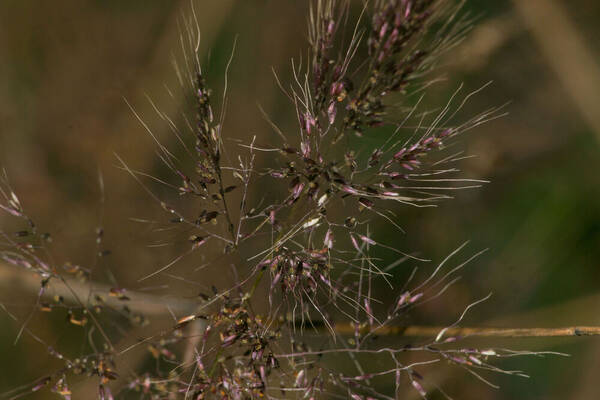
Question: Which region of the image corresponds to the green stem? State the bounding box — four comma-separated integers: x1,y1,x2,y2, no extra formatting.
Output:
208,348,223,378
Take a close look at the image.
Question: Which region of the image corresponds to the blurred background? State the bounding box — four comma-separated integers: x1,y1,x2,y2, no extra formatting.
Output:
0,1,599,399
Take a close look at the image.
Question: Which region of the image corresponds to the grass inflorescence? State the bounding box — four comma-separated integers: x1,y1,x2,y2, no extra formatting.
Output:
0,1,582,399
